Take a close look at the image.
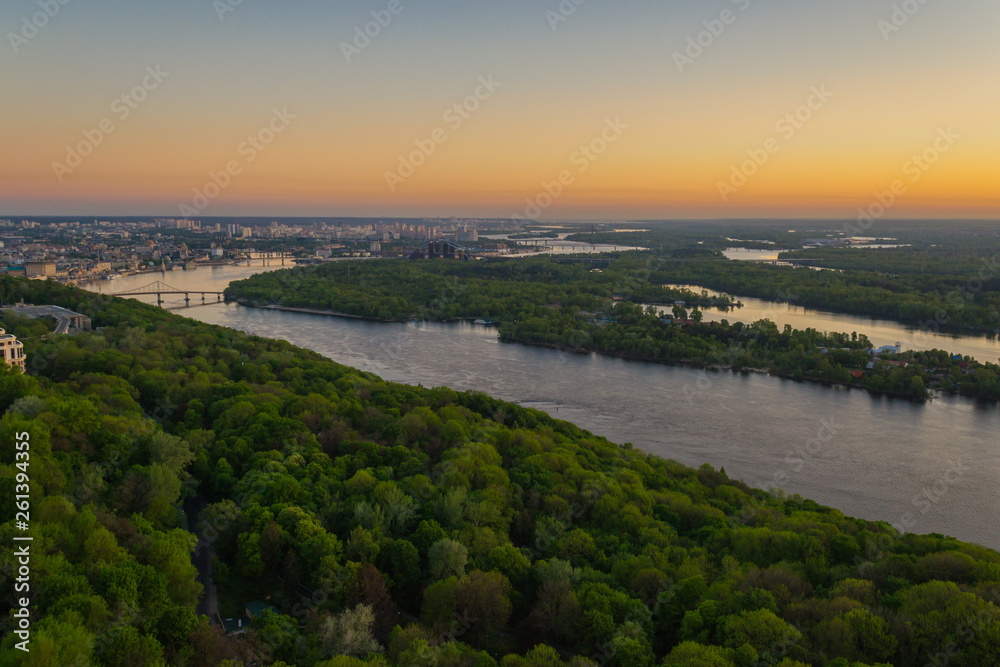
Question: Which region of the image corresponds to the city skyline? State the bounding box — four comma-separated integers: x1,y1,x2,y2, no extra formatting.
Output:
2,0,999,219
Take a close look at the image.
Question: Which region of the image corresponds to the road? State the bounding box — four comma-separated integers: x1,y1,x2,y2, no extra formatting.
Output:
183,496,218,621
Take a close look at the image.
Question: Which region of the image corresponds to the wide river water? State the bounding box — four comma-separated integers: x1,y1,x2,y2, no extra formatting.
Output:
85,264,1000,550
653,285,1000,362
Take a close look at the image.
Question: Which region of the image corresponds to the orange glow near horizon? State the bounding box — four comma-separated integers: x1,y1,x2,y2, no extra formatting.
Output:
2,1,998,219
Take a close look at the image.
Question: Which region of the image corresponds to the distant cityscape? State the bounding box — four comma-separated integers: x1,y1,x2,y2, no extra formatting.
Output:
0,217,525,283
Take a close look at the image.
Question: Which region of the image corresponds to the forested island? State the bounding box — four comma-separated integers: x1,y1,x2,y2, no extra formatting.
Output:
1,277,999,665
225,258,1000,401
561,222,1000,334
629,259,1000,336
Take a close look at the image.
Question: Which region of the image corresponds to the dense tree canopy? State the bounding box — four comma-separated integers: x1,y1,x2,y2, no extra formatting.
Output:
227,257,1000,401
1,277,999,666
563,221,1000,333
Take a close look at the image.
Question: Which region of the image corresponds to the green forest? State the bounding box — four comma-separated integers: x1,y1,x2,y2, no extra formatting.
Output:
226,258,1000,401
0,278,998,665
558,222,1000,333
226,256,735,322
638,259,1000,335
0,279,1000,667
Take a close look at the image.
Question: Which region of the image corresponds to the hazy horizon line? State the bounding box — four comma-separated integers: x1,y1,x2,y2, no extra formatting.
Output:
3,214,1000,225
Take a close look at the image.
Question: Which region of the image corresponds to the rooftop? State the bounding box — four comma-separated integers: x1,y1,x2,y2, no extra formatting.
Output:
244,600,279,618
1,304,86,319
1,303,92,334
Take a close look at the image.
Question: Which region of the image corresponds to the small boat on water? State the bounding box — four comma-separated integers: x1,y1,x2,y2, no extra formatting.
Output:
474,319,493,326
105,273,121,281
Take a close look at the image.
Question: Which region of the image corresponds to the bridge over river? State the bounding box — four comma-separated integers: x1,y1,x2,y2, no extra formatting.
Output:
113,280,226,308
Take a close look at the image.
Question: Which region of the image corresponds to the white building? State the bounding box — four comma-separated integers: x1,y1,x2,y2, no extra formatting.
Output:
0,328,25,372
872,342,902,356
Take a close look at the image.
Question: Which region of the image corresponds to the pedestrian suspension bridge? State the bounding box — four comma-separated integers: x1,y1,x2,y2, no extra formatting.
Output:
113,281,225,308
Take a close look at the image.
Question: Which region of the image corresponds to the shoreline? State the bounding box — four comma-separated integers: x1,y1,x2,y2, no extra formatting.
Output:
497,336,936,404
679,285,1000,338
251,303,412,323
234,300,497,326
232,300,968,404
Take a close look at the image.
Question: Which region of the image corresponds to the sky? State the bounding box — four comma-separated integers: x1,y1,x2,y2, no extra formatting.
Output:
1,0,998,220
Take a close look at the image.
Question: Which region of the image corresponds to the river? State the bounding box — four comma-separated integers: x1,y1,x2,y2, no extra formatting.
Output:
481,233,645,254
83,264,1000,551
653,285,1000,362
